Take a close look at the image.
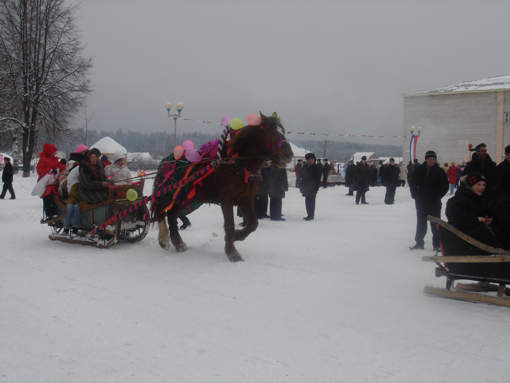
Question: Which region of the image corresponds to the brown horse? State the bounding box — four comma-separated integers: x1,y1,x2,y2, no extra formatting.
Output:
153,113,294,262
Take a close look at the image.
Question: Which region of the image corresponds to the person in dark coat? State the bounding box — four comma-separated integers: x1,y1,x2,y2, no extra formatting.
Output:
462,143,497,201
495,145,510,184
413,159,420,169
446,173,506,248
344,160,355,196
300,152,321,220
384,158,400,204
294,159,302,188
409,150,449,250
407,161,415,185
322,159,330,188
79,149,109,204
354,156,370,204
490,171,510,240
369,162,378,187
0,157,15,199
266,165,288,221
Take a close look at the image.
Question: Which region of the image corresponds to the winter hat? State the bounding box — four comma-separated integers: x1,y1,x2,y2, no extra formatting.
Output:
111,150,125,163
425,150,437,159
42,143,57,156
499,171,510,190
90,148,101,157
305,153,315,160
74,144,88,154
466,172,485,187
297,159,302,162
390,158,395,162
361,156,367,160
505,145,510,155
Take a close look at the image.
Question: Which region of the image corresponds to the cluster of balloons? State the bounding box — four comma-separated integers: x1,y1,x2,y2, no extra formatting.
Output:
174,140,202,163
220,113,262,129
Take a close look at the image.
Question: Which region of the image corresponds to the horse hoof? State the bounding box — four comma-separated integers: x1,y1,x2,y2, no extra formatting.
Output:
159,241,170,250
229,255,244,262
175,242,188,252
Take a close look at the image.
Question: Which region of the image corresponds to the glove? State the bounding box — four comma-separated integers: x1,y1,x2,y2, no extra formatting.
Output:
51,169,58,175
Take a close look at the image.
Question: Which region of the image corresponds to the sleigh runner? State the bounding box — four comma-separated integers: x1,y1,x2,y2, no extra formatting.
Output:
422,215,510,307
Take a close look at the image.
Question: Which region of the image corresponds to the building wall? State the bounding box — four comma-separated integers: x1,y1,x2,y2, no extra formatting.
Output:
402,91,510,166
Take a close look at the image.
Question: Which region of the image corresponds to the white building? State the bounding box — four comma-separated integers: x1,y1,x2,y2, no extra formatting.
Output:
402,74,510,165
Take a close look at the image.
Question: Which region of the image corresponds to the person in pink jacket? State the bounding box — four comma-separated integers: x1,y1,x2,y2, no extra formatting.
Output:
36,143,65,218
446,161,458,195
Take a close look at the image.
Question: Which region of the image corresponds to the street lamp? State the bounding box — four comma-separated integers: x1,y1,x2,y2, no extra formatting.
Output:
409,126,422,162
166,102,184,148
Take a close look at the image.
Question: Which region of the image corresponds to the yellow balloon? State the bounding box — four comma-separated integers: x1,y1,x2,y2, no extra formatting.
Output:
229,117,244,131
126,188,138,201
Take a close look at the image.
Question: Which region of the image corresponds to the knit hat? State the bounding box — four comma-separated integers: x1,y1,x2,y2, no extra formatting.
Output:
361,156,367,160
74,144,88,154
91,148,101,157
42,143,57,156
305,153,315,160
425,150,437,159
499,171,510,190
466,172,485,187
111,150,125,163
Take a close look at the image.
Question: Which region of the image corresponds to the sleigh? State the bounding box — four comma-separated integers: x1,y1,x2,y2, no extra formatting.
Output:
422,216,510,307
42,180,149,248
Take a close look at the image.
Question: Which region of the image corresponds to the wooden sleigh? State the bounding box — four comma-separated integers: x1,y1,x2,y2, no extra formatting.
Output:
422,215,510,307
42,181,148,248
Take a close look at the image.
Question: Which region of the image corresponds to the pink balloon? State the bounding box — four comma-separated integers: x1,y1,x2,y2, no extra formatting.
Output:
0,155,3,162
221,115,232,126
185,149,202,163
247,113,262,126
173,145,184,160
182,140,194,150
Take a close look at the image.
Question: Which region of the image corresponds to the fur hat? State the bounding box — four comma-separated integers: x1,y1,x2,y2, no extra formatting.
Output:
466,172,485,187
111,150,125,164
425,150,437,159
499,171,510,190
305,153,315,160
361,156,367,160
74,144,88,154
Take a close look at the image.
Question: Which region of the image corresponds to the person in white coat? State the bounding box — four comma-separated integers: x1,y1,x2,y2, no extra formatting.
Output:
399,163,408,187
105,150,131,185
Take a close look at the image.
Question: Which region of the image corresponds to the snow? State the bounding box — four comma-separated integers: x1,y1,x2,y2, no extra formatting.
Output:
1,174,509,383
89,136,127,155
288,142,308,158
405,73,510,96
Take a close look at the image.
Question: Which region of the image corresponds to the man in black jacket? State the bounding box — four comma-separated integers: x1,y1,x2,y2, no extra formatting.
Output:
354,156,370,204
462,143,496,201
384,158,400,204
0,157,15,199
409,150,449,250
495,145,510,184
300,153,321,220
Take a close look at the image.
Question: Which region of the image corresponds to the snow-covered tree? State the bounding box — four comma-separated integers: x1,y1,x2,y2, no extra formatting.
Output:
0,0,92,177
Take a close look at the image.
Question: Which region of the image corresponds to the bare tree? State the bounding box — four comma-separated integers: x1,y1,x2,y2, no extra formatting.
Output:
0,0,92,177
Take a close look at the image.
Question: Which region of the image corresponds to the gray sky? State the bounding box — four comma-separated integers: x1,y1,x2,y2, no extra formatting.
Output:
73,0,510,144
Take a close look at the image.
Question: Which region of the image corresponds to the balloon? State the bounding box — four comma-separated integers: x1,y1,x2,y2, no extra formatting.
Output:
173,145,184,160
185,149,202,163
230,117,244,131
247,113,262,126
182,140,194,150
221,115,232,126
126,189,138,201
0,155,3,162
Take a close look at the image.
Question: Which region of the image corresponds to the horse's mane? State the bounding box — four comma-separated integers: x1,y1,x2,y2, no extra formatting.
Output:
226,116,284,157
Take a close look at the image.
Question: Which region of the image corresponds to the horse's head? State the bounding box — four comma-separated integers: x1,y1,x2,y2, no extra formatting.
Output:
259,112,294,168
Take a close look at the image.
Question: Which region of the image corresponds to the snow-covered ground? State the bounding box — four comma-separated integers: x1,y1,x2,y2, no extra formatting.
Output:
1,174,509,383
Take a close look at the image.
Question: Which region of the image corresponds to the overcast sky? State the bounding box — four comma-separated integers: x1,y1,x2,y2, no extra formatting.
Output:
73,0,510,144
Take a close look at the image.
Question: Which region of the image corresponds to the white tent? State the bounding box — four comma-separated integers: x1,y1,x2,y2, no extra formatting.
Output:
89,137,127,159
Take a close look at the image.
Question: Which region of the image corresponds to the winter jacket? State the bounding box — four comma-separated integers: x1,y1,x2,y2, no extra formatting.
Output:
399,165,408,181
345,164,355,184
294,163,302,177
266,165,288,199
495,159,510,185
299,163,321,197
407,163,415,182
385,164,400,184
2,162,13,183
409,162,449,202
105,163,131,185
490,186,510,235
322,162,330,176
36,143,66,198
446,179,492,230
354,162,370,184
79,161,109,204
462,152,497,199
446,165,458,184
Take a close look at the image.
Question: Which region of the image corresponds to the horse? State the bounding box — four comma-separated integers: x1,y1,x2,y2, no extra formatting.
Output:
153,113,294,262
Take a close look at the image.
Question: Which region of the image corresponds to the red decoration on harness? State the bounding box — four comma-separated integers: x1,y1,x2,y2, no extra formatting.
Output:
266,142,274,151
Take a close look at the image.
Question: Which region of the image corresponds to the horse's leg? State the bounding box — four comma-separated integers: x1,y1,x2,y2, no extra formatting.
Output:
167,207,187,252
233,200,258,243
157,209,170,250
221,201,243,262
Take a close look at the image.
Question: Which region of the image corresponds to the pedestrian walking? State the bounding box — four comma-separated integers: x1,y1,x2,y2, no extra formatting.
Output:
0,157,15,199
299,153,321,220
354,156,370,204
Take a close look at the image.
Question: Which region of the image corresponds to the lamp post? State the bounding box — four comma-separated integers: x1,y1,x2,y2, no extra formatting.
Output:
409,126,422,163
166,102,184,148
